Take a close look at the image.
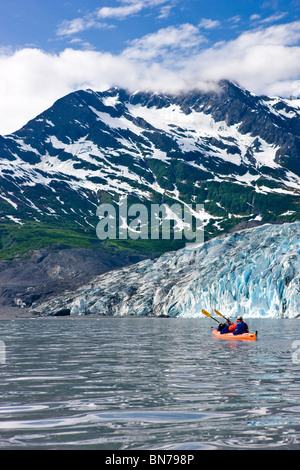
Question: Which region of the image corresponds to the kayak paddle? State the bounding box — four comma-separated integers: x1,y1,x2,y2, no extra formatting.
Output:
214,309,230,322
201,309,220,324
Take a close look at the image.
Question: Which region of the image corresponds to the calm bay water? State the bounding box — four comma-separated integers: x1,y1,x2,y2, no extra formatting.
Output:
0,317,299,450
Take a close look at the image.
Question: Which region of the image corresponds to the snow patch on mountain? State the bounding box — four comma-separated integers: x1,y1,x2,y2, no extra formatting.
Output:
128,103,280,169
1,82,300,236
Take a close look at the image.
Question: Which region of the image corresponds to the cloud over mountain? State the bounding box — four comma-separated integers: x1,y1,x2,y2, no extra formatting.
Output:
1,20,300,135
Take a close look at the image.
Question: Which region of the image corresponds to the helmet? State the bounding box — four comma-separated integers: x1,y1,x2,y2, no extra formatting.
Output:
237,316,243,321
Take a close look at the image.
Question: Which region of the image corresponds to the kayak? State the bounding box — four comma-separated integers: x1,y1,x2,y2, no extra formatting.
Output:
211,328,257,342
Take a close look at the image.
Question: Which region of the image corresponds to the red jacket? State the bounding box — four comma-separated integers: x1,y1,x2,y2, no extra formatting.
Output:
229,320,248,333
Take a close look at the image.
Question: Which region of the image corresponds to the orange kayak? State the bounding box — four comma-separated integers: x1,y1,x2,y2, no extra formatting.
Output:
211,328,257,342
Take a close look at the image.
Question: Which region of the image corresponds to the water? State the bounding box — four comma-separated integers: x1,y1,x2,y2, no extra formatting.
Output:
0,317,299,450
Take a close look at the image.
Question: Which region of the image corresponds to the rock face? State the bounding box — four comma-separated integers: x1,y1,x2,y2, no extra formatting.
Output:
0,246,156,309
32,221,300,319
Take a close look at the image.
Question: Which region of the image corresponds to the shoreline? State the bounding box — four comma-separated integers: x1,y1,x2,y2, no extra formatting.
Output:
0,308,173,319
0,307,35,320
0,307,298,320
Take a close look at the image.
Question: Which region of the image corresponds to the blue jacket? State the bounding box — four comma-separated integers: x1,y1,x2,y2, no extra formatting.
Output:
233,320,248,335
220,323,230,334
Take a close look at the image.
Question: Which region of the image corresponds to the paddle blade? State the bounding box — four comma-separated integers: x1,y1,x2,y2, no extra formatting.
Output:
201,309,220,323
214,309,225,318
201,309,211,318
214,309,229,321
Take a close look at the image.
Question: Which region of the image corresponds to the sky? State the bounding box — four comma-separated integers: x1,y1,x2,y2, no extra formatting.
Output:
1,0,300,135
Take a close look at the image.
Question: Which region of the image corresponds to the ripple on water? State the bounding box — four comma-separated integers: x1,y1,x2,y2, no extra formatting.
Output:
0,318,299,449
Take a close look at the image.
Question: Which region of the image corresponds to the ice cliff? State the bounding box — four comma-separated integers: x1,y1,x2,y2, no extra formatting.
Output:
34,221,300,318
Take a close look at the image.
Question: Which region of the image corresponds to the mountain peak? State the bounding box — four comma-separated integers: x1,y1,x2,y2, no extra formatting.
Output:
0,82,299,263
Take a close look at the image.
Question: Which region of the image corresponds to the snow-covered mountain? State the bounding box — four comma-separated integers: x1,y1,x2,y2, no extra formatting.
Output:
0,79,300,258
32,221,300,318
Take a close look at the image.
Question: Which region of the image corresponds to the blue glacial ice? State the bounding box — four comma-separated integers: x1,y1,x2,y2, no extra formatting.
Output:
37,221,300,318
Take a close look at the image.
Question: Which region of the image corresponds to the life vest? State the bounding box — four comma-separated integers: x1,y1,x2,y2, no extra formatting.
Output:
233,320,249,335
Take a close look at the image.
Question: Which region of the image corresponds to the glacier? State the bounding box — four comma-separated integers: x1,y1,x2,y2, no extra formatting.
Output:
33,221,300,318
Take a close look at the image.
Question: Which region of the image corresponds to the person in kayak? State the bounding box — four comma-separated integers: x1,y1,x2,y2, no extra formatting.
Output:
219,318,233,334
219,316,248,335
219,323,230,334
218,322,229,333
232,316,249,335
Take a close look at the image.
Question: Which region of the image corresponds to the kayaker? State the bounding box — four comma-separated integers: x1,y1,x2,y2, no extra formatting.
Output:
232,316,249,335
219,318,232,334
228,321,236,332
220,323,230,334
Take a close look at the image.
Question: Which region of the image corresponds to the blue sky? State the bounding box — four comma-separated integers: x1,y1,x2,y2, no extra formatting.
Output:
1,0,300,134
1,0,299,53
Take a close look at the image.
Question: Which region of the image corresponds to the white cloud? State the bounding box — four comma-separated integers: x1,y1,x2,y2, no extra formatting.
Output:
96,2,144,20
122,24,206,60
250,11,288,24
157,4,173,19
57,17,109,36
56,3,141,36
0,48,132,135
198,18,220,30
291,80,300,98
260,12,288,24
57,0,174,36
1,21,300,135
186,21,300,95
0,47,191,135
228,15,241,24
250,14,261,21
